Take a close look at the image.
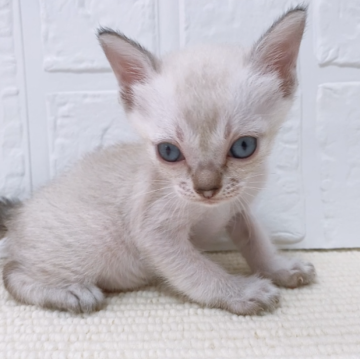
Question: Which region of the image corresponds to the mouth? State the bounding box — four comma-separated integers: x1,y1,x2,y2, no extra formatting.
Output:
177,185,240,205
197,190,244,205
177,191,222,205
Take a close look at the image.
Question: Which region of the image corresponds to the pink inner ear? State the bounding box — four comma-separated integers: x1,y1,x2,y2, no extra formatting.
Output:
103,52,145,110
102,46,148,88
260,38,300,96
99,33,157,110
252,11,306,97
117,60,147,86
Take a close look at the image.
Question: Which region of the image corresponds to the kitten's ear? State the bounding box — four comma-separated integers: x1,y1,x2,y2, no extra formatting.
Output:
250,7,306,97
98,28,159,109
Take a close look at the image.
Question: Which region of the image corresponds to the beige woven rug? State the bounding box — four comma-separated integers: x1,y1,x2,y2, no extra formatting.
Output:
1,250,359,358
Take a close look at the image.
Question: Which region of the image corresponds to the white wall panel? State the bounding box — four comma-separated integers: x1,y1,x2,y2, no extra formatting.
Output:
47,91,138,177
314,0,360,66
180,0,301,47
0,0,30,199
39,0,158,71
317,83,360,247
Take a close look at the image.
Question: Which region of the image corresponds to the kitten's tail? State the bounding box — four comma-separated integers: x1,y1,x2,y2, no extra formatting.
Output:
0,197,20,259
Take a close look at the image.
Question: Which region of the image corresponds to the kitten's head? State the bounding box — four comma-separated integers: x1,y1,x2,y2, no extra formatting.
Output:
98,7,306,205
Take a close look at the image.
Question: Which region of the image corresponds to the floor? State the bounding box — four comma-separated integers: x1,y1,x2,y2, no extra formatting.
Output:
1,250,359,359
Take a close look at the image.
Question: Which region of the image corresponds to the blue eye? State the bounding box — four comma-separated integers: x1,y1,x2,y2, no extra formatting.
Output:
157,143,183,162
229,136,257,159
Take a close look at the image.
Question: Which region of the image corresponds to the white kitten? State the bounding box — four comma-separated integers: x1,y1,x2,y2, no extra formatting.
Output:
0,7,315,314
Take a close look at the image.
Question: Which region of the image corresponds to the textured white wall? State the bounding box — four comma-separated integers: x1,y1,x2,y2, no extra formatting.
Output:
0,0,30,199
0,0,360,249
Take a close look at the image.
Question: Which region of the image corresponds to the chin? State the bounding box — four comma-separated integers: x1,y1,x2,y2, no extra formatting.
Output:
196,196,232,206
199,199,220,206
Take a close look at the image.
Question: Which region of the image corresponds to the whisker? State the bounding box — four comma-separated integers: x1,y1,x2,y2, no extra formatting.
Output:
132,186,174,198
245,186,269,191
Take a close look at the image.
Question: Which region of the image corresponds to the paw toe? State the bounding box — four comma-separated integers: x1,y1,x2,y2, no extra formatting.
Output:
274,260,316,288
245,278,280,314
67,284,105,313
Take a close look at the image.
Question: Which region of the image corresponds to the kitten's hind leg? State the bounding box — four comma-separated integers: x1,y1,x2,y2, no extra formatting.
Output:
3,261,105,313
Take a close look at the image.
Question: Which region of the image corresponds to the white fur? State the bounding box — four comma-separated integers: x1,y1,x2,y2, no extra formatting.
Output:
1,8,315,314
0,237,8,259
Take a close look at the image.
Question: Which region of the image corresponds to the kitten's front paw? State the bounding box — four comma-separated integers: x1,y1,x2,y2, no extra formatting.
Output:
224,275,280,315
265,257,316,288
63,283,105,313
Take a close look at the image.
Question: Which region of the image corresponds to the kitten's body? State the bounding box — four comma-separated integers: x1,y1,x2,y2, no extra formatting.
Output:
5,143,246,290
1,7,315,314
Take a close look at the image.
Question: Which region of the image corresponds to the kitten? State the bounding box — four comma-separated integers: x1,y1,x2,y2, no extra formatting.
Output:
0,7,315,314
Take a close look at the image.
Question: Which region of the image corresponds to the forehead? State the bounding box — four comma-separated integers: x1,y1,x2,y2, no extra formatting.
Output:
163,47,241,134
141,45,271,144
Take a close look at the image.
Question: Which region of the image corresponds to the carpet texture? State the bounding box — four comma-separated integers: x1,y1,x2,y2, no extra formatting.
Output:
1,250,359,359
